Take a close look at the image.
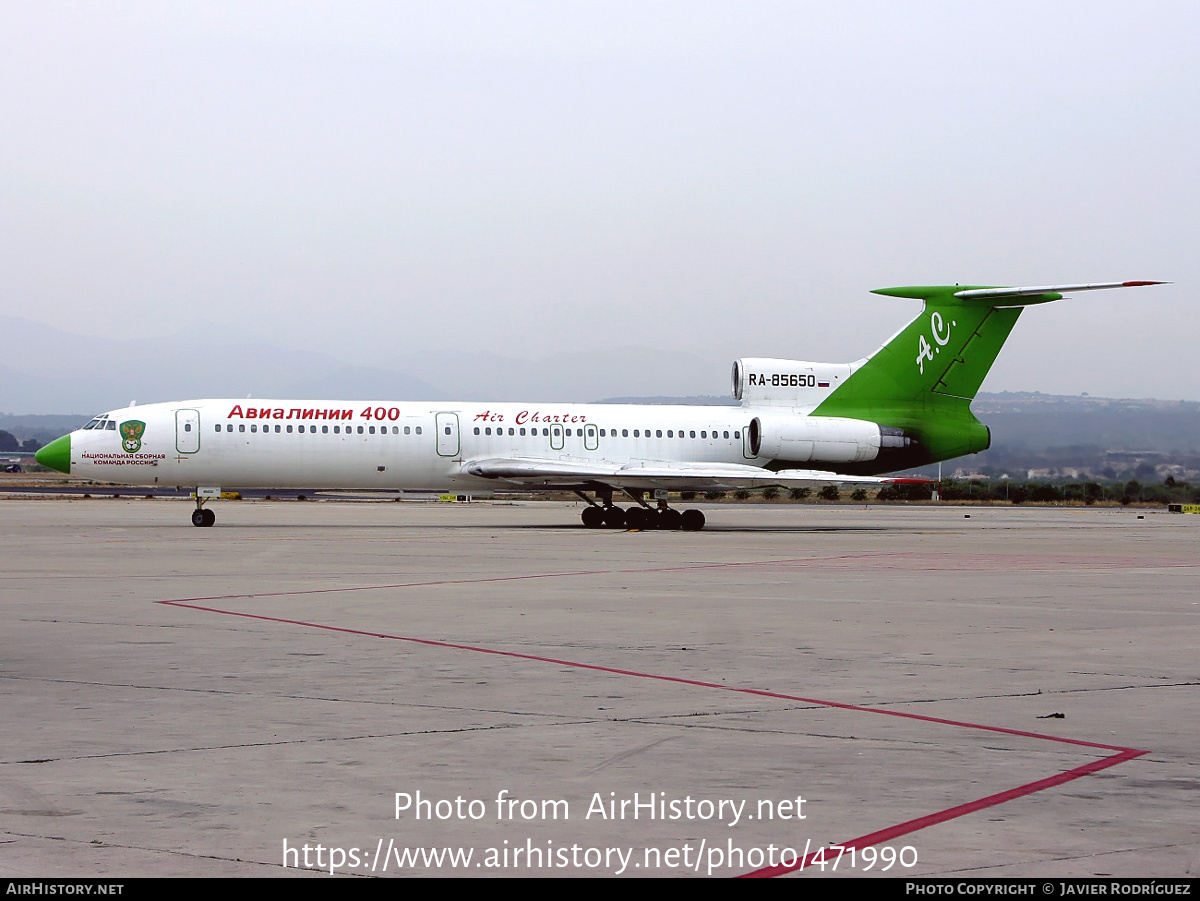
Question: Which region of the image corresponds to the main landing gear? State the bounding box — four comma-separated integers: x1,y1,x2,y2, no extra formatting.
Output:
576,490,705,531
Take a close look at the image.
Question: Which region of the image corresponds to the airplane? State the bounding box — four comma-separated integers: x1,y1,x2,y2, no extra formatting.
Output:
35,280,1165,531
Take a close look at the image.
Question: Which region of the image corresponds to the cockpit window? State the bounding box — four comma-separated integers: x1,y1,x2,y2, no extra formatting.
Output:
106,420,116,430
84,415,110,430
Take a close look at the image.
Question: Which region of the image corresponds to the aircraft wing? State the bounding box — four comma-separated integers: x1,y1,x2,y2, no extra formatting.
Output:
458,456,917,491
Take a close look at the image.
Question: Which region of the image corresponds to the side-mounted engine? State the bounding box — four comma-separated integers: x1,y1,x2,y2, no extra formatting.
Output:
747,414,915,464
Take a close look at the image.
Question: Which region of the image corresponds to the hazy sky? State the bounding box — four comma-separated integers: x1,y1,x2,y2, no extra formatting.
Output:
2,1,1197,400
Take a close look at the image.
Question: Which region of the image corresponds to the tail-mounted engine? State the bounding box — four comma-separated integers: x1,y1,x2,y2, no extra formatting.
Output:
747,414,916,464
732,358,853,407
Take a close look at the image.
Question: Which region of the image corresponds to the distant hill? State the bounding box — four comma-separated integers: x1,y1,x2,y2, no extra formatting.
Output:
972,392,1200,454
0,414,92,447
0,315,447,416
0,315,720,415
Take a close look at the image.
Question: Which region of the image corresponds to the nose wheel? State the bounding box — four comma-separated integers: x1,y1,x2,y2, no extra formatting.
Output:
191,507,216,527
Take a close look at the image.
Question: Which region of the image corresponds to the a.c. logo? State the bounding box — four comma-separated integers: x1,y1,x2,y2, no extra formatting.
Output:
119,420,146,454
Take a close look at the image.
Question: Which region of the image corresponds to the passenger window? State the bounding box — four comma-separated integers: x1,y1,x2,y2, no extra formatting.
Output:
404,426,411,435
286,425,293,433
369,426,376,434
508,428,514,436
690,431,696,438
226,424,233,432
357,426,364,434
239,424,246,433
323,426,329,434
416,427,422,435
656,430,662,438
214,425,220,433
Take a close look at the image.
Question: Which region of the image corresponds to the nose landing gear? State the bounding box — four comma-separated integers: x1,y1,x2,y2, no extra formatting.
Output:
191,499,216,527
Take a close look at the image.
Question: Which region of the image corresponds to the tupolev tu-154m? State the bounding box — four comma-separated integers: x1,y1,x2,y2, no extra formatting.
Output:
35,281,1165,530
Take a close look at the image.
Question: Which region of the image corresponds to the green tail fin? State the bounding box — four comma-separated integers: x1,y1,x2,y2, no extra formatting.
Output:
812,281,1166,467
812,285,1046,464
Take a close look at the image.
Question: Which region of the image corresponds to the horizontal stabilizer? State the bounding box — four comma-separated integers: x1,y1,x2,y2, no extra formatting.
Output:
953,281,1168,301
873,281,1167,307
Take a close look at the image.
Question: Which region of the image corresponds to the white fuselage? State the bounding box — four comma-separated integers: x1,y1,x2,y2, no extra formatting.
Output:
69,399,769,491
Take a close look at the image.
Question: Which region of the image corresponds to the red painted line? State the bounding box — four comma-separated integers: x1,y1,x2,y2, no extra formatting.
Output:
156,558,1150,878
156,597,1141,753
742,748,1145,877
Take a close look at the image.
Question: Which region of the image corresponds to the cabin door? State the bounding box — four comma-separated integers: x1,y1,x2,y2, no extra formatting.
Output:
175,409,200,454
435,413,460,457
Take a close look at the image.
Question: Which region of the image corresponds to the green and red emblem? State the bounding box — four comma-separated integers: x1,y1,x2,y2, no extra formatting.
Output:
119,420,146,454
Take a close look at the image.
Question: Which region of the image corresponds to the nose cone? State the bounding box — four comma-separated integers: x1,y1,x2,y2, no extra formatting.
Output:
35,434,71,474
